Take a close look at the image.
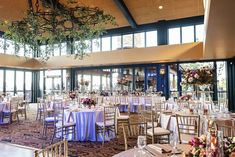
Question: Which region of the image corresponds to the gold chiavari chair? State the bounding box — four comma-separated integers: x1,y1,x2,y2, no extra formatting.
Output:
95,106,116,145
176,114,200,144
34,139,68,157
142,110,170,144
122,122,147,150
2,98,19,123
116,102,130,135
51,103,76,144
215,120,235,137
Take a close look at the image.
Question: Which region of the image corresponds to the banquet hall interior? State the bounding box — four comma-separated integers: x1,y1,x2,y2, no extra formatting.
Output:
0,0,235,157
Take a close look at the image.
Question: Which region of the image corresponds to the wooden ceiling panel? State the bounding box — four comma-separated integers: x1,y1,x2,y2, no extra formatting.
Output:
0,0,204,30
124,0,204,24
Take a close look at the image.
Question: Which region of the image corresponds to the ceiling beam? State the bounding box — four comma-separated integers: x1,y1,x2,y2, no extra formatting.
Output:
113,0,137,28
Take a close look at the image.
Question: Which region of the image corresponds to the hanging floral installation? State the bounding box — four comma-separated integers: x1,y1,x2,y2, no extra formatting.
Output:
0,0,116,60
181,66,215,85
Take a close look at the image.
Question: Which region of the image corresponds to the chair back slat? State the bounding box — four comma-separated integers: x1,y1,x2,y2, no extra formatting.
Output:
176,114,200,143
122,122,147,150
34,140,68,157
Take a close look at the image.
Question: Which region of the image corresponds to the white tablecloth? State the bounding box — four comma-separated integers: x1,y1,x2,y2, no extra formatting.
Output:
64,107,115,141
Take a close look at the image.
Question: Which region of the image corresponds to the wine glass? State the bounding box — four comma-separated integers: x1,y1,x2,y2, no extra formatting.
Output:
137,136,147,150
170,132,178,157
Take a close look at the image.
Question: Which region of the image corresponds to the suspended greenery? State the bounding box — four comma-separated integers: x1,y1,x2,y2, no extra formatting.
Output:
0,0,116,60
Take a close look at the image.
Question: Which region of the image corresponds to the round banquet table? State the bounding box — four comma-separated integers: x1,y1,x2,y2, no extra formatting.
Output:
112,144,191,157
64,107,116,142
0,102,9,124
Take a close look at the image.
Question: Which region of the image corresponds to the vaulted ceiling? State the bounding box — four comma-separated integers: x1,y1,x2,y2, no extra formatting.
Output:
0,0,204,30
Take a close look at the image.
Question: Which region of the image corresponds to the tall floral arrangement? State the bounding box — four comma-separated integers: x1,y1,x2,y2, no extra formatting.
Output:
181,66,214,85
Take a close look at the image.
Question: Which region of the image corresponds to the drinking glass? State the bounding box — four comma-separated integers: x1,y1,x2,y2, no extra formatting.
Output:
137,136,147,150
217,131,224,157
170,132,178,157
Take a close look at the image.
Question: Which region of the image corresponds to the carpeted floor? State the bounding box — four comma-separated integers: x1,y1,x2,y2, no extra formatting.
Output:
0,104,139,157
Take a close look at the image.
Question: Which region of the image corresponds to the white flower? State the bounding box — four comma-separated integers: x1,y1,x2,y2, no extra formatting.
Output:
188,77,194,83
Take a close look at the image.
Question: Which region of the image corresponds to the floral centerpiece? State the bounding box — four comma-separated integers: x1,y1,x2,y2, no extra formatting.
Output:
117,77,130,86
181,66,214,85
81,98,96,108
224,137,235,157
189,135,235,157
100,91,109,97
69,91,76,100
179,94,192,101
188,135,207,157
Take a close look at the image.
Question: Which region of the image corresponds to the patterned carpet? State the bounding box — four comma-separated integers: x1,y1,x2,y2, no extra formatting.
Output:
0,104,139,157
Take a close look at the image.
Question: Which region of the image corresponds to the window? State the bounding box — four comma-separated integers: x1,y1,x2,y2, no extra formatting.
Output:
53,44,60,56
92,38,101,52
40,71,44,96
0,70,3,92
217,61,227,100
196,24,204,42
25,71,32,101
92,75,101,90
16,71,24,91
25,45,33,58
5,40,15,54
134,32,145,48
0,38,5,53
5,70,15,95
146,31,157,47
168,27,180,45
122,34,133,48
16,44,25,56
60,42,67,55
101,69,110,90
112,36,121,50
182,26,194,43
40,45,46,56
84,40,91,53
101,37,111,51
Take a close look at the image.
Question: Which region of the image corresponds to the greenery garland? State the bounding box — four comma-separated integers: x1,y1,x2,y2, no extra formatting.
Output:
0,0,116,60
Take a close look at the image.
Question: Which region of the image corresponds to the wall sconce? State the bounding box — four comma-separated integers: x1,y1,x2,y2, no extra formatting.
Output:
160,68,165,75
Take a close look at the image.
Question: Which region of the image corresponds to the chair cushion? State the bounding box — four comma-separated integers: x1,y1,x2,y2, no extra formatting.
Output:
96,121,114,127
147,127,170,136
45,117,56,122
117,115,129,120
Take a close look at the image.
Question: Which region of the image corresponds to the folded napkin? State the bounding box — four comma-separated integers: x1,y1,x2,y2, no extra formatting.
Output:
146,144,172,154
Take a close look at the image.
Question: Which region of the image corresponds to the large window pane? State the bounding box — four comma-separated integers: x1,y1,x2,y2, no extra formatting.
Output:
6,70,15,95
147,67,157,92
134,67,145,91
101,69,110,91
25,44,33,58
146,31,157,47
45,70,61,94
168,27,180,45
0,38,4,53
25,71,32,101
0,70,3,92
40,71,44,96
217,61,227,100
92,38,101,52
112,68,122,92
134,32,145,48
182,26,194,43
53,44,60,56
5,40,15,54
16,44,25,56
92,75,101,91
196,24,204,42
112,36,121,50
16,71,24,91
122,34,133,48
101,37,111,51
60,42,67,55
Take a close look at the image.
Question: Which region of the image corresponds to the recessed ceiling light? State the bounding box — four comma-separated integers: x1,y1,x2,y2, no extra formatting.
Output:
158,5,163,10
